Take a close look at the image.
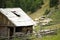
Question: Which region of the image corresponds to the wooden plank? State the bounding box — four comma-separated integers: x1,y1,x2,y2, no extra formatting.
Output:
13,27,16,40
8,28,10,40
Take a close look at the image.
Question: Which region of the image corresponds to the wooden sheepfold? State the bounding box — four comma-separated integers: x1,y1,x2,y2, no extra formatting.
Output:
0,8,35,39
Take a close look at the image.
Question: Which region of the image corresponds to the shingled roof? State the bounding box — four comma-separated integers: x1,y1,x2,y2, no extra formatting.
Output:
0,8,35,26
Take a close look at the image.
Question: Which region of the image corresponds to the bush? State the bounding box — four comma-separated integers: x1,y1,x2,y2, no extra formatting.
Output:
44,9,50,15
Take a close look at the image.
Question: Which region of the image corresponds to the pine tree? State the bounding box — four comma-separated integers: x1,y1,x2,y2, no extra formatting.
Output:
0,0,44,13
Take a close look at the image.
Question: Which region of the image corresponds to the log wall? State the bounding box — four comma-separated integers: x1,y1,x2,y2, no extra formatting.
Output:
0,26,8,37
0,12,14,26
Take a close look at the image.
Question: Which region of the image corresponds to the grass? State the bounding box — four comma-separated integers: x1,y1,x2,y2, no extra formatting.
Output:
32,7,60,40
40,8,60,40
41,29,60,40
50,9,60,24
26,26,60,40
27,0,50,20
38,9,60,30
27,0,60,40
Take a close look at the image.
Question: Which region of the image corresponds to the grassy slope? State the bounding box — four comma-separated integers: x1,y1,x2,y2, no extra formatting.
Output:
28,0,50,20
40,8,60,40
50,10,60,24
42,10,60,30
33,9,60,40
41,30,60,40
28,0,60,40
28,0,60,31
28,0,60,39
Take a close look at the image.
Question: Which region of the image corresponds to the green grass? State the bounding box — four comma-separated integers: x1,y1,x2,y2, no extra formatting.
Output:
33,9,60,40
40,9,60,40
41,29,60,40
14,29,60,40
27,0,50,20
27,0,60,40
40,9,60,30
50,9,60,24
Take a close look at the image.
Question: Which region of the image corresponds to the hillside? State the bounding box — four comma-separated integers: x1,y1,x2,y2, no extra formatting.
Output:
28,0,50,20
27,0,60,40
41,11,60,40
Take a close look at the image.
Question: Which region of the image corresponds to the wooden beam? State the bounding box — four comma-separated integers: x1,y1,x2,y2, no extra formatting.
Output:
8,28,10,40
13,27,16,40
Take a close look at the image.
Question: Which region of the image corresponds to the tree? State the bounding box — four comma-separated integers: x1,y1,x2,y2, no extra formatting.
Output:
50,0,59,7
0,0,44,13
6,1,14,7
0,0,6,8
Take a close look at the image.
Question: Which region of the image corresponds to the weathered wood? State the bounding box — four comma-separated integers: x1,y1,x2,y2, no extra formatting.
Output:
0,12,15,26
8,28,10,40
13,27,16,40
0,36,8,40
0,26,8,37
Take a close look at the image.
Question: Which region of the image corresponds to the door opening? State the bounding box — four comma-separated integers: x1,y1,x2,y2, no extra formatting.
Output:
9,27,14,36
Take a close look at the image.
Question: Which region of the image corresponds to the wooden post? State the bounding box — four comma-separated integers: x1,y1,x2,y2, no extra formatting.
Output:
8,28,10,40
14,27,16,40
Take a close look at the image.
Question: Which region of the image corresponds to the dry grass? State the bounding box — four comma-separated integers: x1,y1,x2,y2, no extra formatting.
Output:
27,0,50,20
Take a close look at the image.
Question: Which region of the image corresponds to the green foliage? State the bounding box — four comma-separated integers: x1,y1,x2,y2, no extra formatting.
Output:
0,0,44,13
14,0,44,12
44,9,50,15
0,0,6,8
6,0,14,7
50,0,59,7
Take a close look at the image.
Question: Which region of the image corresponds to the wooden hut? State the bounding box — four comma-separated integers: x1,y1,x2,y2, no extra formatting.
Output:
0,8,35,38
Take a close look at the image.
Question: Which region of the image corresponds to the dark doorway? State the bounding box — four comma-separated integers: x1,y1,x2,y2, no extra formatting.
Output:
15,27,22,32
9,27,14,36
